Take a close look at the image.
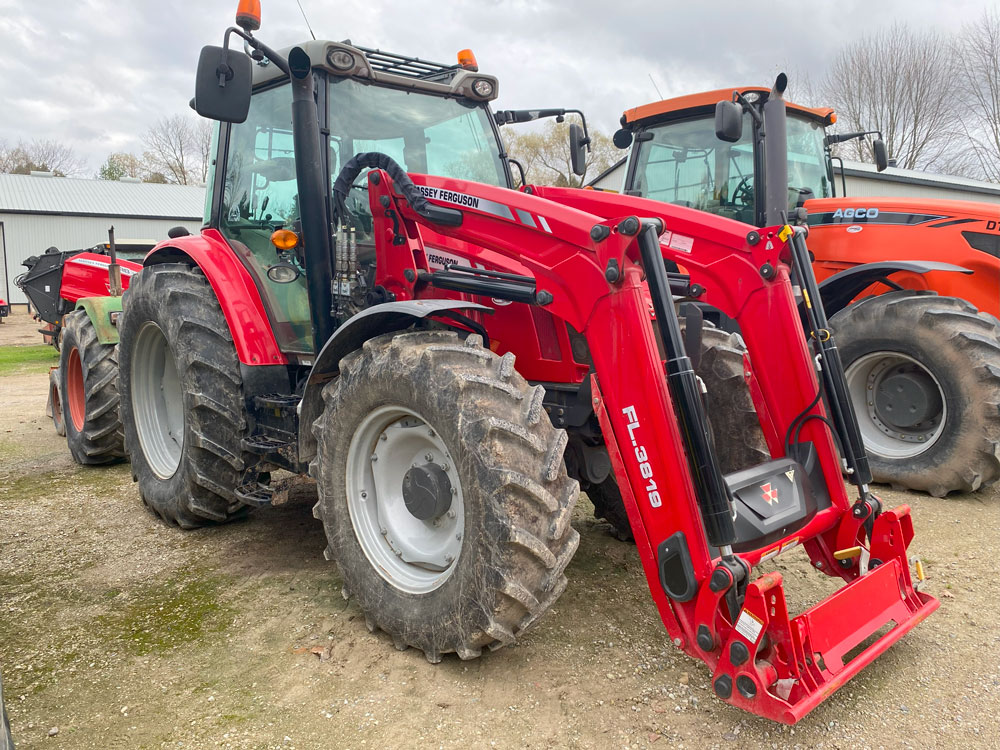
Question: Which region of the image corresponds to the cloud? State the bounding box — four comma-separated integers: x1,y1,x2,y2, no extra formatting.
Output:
0,0,992,174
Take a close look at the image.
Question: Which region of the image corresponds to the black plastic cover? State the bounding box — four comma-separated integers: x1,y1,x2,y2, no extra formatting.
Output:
658,531,698,602
725,442,831,553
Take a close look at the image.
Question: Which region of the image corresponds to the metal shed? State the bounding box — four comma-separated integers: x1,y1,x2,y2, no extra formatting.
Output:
0,173,205,306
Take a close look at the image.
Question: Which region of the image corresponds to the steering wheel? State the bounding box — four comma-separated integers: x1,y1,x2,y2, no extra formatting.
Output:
732,176,754,208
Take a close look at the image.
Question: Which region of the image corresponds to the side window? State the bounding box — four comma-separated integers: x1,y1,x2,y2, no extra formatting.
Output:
220,84,313,354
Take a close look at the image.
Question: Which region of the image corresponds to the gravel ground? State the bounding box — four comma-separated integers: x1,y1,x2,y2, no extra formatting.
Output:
1,308,998,749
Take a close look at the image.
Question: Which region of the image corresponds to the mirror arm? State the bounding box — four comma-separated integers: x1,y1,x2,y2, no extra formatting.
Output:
563,109,591,151
223,26,289,76
732,91,763,127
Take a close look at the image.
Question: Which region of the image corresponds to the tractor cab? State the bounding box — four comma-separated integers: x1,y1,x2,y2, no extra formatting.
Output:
202,39,510,354
616,88,848,226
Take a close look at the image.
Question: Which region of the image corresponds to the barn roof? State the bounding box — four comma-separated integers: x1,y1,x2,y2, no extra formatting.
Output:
0,173,204,220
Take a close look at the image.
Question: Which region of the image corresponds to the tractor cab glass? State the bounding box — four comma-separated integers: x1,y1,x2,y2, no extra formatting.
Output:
219,77,507,355
221,83,313,354
630,113,833,224
328,76,507,240
631,113,756,224
786,115,833,205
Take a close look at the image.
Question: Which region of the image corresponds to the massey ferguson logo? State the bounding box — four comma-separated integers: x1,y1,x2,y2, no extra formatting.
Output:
761,483,779,506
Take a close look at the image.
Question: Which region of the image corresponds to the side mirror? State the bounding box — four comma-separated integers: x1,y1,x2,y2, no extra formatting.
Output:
194,45,252,124
613,128,633,149
715,100,743,142
872,139,888,172
569,122,590,177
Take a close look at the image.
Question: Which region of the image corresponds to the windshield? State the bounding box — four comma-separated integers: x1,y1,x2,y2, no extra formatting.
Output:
787,115,833,202
329,77,508,237
632,114,756,224
631,112,832,225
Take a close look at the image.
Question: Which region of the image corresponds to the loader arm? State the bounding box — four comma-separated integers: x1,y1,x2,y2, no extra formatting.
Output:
361,168,937,723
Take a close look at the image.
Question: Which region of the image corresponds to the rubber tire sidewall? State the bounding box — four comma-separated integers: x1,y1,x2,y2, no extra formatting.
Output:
832,291,1000,494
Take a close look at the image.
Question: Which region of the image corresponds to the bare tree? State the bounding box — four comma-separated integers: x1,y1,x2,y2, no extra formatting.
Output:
953,9,1000,182
0,139,85,176
822,25,959,171
143,115,196,184
195,120,214,184
504,121,618,187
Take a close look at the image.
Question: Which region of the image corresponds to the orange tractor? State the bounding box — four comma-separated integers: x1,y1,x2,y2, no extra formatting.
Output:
613,85,1000,498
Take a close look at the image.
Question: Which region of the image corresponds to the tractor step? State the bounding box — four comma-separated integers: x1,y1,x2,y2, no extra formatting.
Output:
254,394,301,412
242,433,296,455
234,481,273,508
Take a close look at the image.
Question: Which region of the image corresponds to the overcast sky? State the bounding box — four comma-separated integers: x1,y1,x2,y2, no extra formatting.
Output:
0,0,995,176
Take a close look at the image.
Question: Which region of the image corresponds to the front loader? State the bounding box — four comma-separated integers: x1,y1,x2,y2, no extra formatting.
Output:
115,2,936,723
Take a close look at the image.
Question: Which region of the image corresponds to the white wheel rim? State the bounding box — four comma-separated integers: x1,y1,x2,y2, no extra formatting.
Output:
845,351,947,460
132,322,184,478
346,405,464,595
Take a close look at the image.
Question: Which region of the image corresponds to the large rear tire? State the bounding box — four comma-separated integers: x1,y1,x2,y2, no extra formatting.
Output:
119,263,252,528
58,309,125,464
312,331,579,662
832,291,1000,497
589,325,768,541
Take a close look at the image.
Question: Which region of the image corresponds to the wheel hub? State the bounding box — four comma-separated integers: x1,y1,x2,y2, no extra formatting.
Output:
845,351,947,459
402,462,453,521
346,406,464,595
875,368,942,429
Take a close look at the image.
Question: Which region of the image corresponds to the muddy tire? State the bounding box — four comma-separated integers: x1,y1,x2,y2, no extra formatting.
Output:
589,325,768,541
58,309,125,464
48,368,66,437
312,331,579,662
119,263,251,528
833,291,1000,497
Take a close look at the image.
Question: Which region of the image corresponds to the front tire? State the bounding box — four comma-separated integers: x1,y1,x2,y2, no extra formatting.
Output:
119,263,252,528
58,309,124,464
312,331,579,662
833,291,1000,496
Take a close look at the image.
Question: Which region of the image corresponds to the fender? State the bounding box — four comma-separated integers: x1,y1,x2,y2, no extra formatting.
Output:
143,228,286,366
74,295,124,345
817,260,972,318
297,299,491,463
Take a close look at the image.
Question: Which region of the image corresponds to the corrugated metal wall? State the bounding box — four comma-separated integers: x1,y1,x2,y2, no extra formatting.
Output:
1,215,202,305
842,174,1000,204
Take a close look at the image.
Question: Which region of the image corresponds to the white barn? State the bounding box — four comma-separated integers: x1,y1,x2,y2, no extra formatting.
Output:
0,173,205,306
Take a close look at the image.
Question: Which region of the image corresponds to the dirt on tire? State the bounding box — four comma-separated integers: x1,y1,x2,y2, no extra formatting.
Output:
118,263,253,528
312,331,580,662
832,291,1000,497
58,309,125,465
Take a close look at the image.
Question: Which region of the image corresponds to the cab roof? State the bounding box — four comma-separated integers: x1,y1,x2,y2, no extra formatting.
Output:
622,87,835,128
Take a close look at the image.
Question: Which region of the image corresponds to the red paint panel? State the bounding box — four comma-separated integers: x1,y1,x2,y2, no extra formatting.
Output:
144,229,286,366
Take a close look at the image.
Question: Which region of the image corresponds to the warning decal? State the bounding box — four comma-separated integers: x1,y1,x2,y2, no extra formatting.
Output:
734,610,765,643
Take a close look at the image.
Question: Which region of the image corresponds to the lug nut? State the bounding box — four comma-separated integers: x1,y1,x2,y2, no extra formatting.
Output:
425,452,434,461
455,533,462,541
360,491,367,499
370,454,378,462
379,434,387,441
445,554,454,563
447,509,456,519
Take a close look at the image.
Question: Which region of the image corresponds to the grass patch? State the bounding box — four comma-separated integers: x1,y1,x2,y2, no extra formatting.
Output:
0,344,57,375
95,570,235,655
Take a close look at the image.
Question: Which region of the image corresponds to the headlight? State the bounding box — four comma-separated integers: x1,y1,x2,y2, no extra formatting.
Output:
472,79,494,98
328,49,356,71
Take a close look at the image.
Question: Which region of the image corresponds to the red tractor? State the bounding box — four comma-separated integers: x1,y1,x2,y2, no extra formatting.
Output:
78,4,935,723
614,86,1000,498
15,234,144,461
